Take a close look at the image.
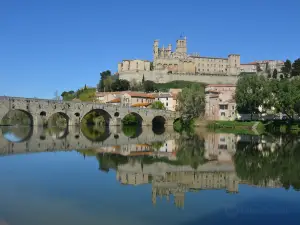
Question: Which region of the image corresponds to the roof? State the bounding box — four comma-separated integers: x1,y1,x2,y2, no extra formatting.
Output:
156,93,172,98
240,63,256,66
206,84,236,87
131,102,151,107
107,98,121,103
126,92,155,99
96,91,155,99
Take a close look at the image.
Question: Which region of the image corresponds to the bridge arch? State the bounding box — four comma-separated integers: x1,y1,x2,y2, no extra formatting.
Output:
1,126,33,143
82,109,112,126
1,109,34,126
81,125,111,142
47,112,69,127
122,112,143,126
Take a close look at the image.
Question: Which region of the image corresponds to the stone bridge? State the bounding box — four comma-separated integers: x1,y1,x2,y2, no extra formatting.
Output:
0,126,179,156
0,96,180,126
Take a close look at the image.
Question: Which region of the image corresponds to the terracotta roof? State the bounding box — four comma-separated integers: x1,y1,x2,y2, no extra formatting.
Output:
240,63,256,66
131,102,151,107
125,92,155,99
107,98,121,103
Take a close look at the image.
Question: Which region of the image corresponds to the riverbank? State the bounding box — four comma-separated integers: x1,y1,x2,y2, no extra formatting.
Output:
207,121,265,135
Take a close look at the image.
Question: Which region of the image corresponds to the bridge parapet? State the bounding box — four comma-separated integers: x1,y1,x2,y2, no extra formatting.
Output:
0,96,179,127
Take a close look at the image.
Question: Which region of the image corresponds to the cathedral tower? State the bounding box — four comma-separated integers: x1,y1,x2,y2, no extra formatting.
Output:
176,36,187,54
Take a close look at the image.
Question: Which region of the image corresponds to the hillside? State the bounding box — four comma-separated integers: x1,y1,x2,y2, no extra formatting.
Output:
154,80,206,92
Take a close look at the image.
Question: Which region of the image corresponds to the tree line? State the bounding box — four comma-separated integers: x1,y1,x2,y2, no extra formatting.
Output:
97,70,157,93
236,58,300,120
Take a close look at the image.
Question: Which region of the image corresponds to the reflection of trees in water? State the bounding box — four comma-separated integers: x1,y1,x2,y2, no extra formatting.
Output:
46,126,69,139
95,133,208,172
175,132,207,169
122,126,142,138
81,124,111,142
1,126,33,143
235,134,300,190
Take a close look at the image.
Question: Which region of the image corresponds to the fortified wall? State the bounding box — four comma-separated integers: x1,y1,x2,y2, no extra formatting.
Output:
119,70,238,84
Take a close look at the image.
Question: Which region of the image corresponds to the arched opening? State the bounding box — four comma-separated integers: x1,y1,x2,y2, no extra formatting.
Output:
1,126,33,143
1,109,33,126
152,116,166,135
47,112,69,128
122,126,142,138
114,112,120,117
82,109,112,127
47,126,69,139
40,111,46,116
75,112,80,117
81,125,111,142
122,113,143,126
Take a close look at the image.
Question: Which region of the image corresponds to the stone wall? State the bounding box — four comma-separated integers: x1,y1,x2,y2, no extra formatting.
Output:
0,97,179,127
119,70,239,84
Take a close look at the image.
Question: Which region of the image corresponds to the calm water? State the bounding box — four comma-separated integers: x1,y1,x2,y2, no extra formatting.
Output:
0,126,300,225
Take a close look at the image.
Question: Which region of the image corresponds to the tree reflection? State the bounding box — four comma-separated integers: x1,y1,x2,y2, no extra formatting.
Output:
234,134,300,190
175,132,207,169
81,124,111,142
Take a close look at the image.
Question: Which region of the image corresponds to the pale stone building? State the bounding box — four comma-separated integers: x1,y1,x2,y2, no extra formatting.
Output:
153,37,241,75
205,84,236,121
95,91,155,108
240,63,257,73
118,59,150,73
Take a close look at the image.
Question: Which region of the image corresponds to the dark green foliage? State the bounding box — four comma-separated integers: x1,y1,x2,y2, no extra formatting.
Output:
236,74,269,115
122,114,139,125
272,69,278,79
281,59,292,78
111,79,130,91
234,135,300,190
151,101,165,110
143,80,155,93
292,58,300,77
98,70,112,91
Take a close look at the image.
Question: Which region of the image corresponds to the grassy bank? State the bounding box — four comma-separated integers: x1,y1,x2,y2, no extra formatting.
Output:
207,121,265,135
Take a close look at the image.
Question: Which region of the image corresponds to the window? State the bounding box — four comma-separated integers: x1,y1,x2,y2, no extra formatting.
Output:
166,97,168,100
221,112,225,116
220,105,228,110
232,106,234,110
166,103,168,106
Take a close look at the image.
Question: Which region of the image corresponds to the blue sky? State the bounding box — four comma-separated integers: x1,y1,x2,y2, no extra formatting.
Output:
1,0,299,98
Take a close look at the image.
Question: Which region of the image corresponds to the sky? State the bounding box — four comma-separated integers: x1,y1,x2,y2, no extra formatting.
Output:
0,0,300,99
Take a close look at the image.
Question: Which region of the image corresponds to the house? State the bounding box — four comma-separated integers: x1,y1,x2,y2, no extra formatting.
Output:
205,84,236,121
95,91,155,108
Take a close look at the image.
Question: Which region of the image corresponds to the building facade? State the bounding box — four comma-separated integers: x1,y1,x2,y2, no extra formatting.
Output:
205,84,236,121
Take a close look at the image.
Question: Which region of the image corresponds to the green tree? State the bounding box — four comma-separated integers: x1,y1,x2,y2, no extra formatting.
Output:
269,78,300,119
177,84,205,124
142,74,145,83
111,79,130,91
143,80,155,93
281,59,292,78
272,69,278,79
98,70,112,91
151,101,165,110
292,58,300,77
103,76,113,92
122,114,139,125
84,84,87,90
236,75,269,117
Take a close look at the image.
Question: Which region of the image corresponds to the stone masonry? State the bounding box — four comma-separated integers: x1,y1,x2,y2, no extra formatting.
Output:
0,96,179,127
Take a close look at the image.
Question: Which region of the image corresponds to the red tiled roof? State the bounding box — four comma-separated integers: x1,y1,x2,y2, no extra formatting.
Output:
131,102,151,107
107,98,121,103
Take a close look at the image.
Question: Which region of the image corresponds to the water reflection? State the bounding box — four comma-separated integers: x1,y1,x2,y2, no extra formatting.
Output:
1,125,300,213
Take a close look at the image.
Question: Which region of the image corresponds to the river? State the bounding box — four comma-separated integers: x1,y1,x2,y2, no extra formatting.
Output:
0,126,300,225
